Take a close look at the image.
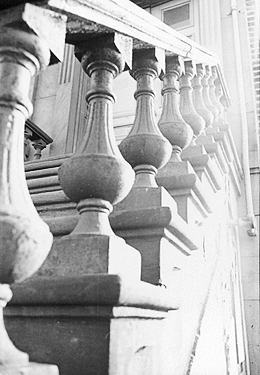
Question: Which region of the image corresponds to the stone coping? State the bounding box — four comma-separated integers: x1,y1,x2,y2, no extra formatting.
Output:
9,274,179,312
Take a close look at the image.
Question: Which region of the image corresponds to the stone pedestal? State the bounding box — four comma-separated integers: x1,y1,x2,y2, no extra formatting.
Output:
5,275,178,375
196,133,229,176
46,234,141,280
156,160,212,224
113,187,198,286
206,127,233,164
181,144,223,194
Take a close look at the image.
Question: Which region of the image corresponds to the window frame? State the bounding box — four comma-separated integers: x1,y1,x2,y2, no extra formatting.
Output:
150,0,200,42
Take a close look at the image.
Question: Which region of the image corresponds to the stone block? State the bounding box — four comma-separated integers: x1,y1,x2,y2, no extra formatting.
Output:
39,234,141,280
112,187,198,285
182,145,223,193
157,160,212,224
5,275,178,375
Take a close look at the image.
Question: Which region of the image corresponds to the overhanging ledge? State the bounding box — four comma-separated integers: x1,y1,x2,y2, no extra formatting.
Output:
42,0,220,65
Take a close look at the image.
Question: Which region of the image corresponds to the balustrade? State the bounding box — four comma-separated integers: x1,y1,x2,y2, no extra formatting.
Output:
156,58,212,225
114,50,198,286
0,1,245,375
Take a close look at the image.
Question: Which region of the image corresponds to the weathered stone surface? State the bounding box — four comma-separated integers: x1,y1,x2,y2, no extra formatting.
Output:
10,274,178,310
5,305,168,375
0,5,66,373
0,29,53,285
6,274,177,375
38,233,141,280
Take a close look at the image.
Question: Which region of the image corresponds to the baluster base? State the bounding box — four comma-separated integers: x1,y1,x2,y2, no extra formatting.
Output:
113,186,198,286
48,234,141,280
157,160,212,224
5,274,178,375
182,144,223,194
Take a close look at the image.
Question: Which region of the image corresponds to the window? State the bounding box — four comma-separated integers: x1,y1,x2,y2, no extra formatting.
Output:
151,0,199,42
163,2,191,29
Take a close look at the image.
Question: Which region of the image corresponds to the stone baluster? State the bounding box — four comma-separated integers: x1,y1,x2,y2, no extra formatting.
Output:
208,66,221,123
32,139,47,160
156,59,212,227
57,33,140,278
192,64,214,129
0,4,66,374
214,74,244,182
24,126,33,161
181,62,224,195
179,60,205,143
213,67,227,125
201,65,219,124
119,48,172,188
158,55,193,162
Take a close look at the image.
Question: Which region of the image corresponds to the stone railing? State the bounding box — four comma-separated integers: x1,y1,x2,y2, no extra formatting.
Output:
0,1,245,375
24,119,53,161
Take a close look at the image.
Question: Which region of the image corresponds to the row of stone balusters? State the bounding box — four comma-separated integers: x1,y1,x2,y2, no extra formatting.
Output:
56,44,232,286
159,56,227,162
0,7,232,373
118,54,229,191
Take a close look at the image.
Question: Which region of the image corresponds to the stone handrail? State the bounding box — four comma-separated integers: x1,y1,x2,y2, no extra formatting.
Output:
43,0,230,105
